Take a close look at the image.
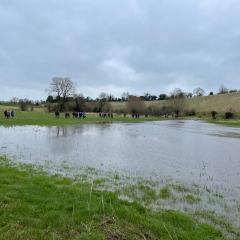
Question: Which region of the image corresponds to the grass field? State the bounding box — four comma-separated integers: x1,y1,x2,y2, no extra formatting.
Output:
0,109,162,126
0,157,228,240
1,106,240,127
1,92,240,127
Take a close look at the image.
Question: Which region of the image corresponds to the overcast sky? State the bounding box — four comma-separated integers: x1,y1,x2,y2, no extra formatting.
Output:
0,0,240,100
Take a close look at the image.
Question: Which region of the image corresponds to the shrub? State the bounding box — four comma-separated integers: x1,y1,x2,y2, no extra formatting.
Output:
210,111,217,120
160,106,174,116
19,100,28,111
225,112,234,119
126,96,146,114
184,109,196,116
145,105,162,116
159,187,171,199
46,103,60,112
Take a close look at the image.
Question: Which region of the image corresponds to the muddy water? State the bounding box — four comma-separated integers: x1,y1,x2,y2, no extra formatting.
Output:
0,120,240,190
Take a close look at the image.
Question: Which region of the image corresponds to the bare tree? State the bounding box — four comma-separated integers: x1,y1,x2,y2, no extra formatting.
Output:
61,78,75,101
218,85,228,94
170,88,185,99
49,77,75,111
10,97,19,104
143,92,151,101
74,94,86,112
107,94,115,101
98,92,108,101
193,87,205,97
97,92,108,112
50,77,75,99
170,88,186,117
18,98,32,111
186,92,193,98
121,92,129,101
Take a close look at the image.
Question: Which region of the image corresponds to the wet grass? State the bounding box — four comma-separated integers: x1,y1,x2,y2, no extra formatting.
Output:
207,119,240,127
183,194,201,205
170,183,191,193
110,179,240,239
194,211,240,239
0,157,229,240
0,110,162,126
159,187,172,199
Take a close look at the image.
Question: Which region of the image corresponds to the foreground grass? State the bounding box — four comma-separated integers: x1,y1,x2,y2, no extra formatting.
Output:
0,110,161,126
0,158,226,240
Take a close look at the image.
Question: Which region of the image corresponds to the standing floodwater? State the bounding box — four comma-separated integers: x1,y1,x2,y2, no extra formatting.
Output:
0,120,240,190
1,120,240,231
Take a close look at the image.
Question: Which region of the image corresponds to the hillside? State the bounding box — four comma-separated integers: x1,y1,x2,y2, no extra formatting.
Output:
110,92,240,113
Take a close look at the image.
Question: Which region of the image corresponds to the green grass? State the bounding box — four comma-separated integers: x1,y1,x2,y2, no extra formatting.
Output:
170,184,191,193
0,110,162,127
3,107,240,128
159,187,172,199
207,119,240,127
0,157,227,240
183,194,201,205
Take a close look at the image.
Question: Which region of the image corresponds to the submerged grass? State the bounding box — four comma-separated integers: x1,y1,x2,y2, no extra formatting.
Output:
0,157,229,240
106,178,240,239
159,187,172,199
183,194,201,205
194,211,240,239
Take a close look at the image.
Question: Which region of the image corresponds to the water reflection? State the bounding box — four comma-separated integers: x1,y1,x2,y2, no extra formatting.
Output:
0,120,240,191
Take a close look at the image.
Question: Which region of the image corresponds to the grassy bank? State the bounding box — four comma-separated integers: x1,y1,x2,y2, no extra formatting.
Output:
0,157,227,240
0,110,161,126
206,119,240,127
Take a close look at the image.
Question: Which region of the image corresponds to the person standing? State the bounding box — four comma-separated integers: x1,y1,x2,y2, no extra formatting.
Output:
11,110,15,118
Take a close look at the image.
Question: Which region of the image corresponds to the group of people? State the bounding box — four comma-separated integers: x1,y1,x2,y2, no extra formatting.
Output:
131,113,140,118
99,112,114,118
71,112,86,119
54,111,86,119
3,109,15,118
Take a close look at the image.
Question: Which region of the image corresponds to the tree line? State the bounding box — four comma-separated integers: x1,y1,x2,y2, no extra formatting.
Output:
6,77,239,116
45,77,239,103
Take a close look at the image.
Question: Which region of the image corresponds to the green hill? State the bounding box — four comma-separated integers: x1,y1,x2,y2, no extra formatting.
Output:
110,92,240,113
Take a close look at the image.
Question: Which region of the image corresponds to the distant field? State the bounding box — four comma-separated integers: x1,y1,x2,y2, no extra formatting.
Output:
0,104,19,111
110,92,240,113
0,104,44,112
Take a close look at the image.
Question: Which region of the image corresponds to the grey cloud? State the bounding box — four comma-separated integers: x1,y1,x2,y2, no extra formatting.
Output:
0,0,240,100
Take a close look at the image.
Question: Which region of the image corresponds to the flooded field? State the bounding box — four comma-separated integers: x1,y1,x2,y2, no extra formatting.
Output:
1,120,240,236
